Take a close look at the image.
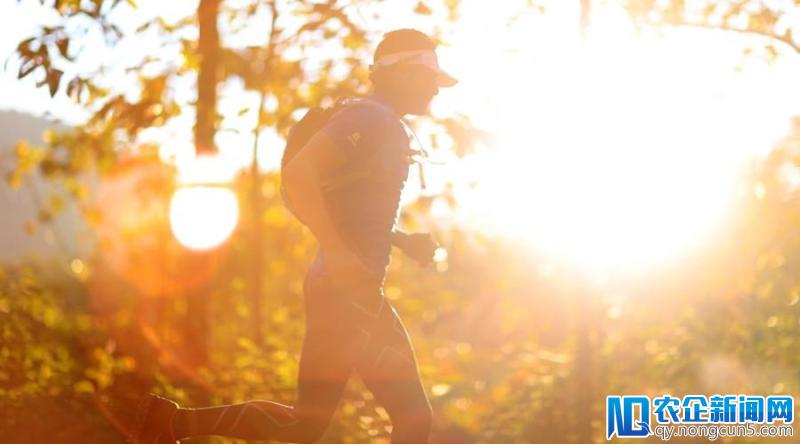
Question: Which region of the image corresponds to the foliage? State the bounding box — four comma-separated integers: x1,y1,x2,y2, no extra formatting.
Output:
622,0,800,55
3,1,800,443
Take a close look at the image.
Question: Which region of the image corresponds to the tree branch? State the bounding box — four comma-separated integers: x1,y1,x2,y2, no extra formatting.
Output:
661,20,800,55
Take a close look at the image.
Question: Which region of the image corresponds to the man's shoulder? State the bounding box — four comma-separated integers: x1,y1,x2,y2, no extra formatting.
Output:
328,98,408,141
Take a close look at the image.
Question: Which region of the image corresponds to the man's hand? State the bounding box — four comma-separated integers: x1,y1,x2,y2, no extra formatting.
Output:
392,231,439,267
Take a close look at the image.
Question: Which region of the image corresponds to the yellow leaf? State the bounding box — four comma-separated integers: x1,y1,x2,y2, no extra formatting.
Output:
73,380,94,394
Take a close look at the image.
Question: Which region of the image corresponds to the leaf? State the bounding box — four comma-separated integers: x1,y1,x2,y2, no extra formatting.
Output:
414,1,433,15
343,33,364,50
17,58,39,79
16,36,36,56
135,20,152,33
56,38,69,59
73,380,94,394
66,77,83,101
54,0,69,14
47,69,64,97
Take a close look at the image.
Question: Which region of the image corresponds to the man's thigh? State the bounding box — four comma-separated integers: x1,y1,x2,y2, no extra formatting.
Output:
296,270,362,422
296,269,386,413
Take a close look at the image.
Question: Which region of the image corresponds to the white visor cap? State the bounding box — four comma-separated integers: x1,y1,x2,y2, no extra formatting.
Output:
370,49,458,87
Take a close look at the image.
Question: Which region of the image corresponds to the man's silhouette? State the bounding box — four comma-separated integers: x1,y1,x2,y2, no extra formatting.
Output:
132,28,457,444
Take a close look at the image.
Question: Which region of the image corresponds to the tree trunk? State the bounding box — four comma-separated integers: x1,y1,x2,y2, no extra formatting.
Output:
196,0,220,155
184,0,220,383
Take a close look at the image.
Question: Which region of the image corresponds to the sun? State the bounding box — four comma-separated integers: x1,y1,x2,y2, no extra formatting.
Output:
168,155,241,251
169,185,239,251
432,2,797,275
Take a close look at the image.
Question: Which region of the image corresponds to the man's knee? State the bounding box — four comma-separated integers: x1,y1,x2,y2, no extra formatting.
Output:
393,400,433,435
390,403,433,443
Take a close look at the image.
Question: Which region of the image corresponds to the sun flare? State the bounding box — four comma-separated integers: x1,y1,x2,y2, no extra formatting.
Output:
169,186,239,251
433,3,798,274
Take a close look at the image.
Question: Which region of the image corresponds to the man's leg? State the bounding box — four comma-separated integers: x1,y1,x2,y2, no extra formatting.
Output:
169,270,363,443
356,301,433,444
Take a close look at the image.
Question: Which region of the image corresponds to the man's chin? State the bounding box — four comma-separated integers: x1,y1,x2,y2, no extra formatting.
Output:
409,102,432,116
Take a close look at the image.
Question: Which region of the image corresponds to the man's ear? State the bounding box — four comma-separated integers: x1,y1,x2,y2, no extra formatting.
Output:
370,67,384,84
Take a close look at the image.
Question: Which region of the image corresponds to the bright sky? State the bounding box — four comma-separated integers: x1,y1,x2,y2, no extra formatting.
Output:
3,0,800,272
430,1,800,275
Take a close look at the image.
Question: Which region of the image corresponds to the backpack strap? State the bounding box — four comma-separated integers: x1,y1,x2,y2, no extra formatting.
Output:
397,118,429,190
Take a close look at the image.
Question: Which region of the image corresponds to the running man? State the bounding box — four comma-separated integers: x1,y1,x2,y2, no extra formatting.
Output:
132,28,457,443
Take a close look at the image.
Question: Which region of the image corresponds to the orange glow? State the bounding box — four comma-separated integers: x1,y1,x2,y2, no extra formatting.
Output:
89,157,225,297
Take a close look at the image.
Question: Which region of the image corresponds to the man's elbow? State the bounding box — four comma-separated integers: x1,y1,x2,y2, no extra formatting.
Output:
283,156,312,189
282,163,300,188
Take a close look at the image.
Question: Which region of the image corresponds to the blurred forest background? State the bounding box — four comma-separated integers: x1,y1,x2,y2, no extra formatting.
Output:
2,0,800,443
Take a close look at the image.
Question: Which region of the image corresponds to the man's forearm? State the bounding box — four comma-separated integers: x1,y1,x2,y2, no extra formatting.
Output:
391,230,408,249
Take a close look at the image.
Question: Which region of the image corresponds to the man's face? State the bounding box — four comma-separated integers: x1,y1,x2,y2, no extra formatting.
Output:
396,64,440,116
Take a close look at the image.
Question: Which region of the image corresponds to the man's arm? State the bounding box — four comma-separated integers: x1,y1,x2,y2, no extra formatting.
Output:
282,130,355,255
391,230,408,247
